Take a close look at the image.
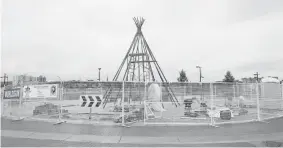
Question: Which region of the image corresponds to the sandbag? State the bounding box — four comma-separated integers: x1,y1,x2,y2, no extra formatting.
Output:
220,110,232,120
147,83,161,101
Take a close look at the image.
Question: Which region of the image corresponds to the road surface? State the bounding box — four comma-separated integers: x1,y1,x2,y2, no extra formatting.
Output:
1,117,283,147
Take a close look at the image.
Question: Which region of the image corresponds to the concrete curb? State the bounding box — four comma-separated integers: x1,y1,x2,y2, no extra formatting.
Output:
2,114,283,127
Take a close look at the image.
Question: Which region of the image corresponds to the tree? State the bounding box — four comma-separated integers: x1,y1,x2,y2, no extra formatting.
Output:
37,75,47,82
177,69,188,82
223,71,235,82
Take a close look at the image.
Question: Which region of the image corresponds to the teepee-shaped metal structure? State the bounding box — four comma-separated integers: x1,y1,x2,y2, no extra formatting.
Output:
102,17,180,107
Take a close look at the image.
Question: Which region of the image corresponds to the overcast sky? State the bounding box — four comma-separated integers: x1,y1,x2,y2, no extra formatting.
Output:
1,0,283,82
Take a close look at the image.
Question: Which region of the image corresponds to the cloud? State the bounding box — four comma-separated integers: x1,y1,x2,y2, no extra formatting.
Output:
2,0,283,82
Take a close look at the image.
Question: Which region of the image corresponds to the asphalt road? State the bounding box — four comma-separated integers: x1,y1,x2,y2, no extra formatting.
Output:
2,117,283,137
1,137,258,147
1,117,283,147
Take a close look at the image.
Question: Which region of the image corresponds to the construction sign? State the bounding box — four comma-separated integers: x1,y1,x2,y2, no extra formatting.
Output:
80,95,102,108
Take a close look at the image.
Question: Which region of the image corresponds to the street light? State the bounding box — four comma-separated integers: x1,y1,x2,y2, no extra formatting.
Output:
254,72,260,83
196,66,204,82
57,76,63,123
98,68,101,81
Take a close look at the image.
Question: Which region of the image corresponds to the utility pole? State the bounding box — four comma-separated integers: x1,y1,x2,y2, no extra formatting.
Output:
196,66,204,82
1,73,8,87
254,72,260,83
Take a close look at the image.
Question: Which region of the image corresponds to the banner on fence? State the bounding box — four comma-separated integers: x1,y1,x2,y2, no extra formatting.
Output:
23,84,58,98
4,88,20,99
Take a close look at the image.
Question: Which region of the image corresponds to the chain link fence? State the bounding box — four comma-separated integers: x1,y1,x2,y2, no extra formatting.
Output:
1,81,282,126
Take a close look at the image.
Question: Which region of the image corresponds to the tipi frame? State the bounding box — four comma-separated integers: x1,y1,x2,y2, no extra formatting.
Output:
102,17,180,108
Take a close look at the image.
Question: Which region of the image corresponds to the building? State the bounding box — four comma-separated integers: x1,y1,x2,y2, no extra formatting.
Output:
12,75,47,86
261,76,280,83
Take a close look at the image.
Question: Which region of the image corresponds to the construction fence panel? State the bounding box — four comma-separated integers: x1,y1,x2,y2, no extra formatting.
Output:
17,99,64,121
2,84,64,122
213,83,259,125
2,81,282,126
117,81,146,124
60,81,123,124
259,83,283,120
144,82,212,125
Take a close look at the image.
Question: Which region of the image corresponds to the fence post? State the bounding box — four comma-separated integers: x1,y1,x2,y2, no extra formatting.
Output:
160,82,163,118
183,83,186,102
58,83,62,121
210,83,214,126
19,86,22,109
144,81,147,101
214,84,216,97
122,81,125,126
143,100,146,125
281,84,283,109
59,82,64,122
233,84,236,100
256,83,261,121
1,85,5,116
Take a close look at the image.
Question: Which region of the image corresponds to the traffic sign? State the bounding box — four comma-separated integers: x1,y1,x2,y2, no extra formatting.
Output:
80,95,102,108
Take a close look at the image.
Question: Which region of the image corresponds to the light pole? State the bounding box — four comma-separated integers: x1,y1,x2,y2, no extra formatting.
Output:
98,68,101,81
57,76,63,123
254,72,260,83
196,66,204,100
196,66,204,82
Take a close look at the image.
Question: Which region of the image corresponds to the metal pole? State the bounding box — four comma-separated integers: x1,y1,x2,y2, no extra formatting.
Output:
144,81,146,101
183,83,186,102
281,84,283,109
256,83,261,121
143,100,146,125
57,76,62,121
1,84,6,116
196,66,202,82
98,68,101,81
122,81,125,126
214,84,217,97
233,84,236,100
200,68,202,82
160,82,163,118
210,83,214,126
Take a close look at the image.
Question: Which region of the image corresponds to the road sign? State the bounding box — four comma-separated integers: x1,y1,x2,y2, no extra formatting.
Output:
80,95,102,107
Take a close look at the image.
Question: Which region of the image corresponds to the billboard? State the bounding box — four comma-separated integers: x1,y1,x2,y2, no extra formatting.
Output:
4,88,21,99
23,84,58,98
